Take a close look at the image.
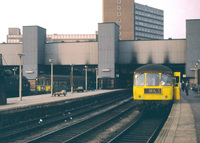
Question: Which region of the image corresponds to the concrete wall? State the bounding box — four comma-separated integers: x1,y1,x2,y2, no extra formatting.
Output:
119,39,186,65
1,20,200,82
45,42,98,65
0,44,22,65
98,23,119,78
23,26,46,79
186,19,200,78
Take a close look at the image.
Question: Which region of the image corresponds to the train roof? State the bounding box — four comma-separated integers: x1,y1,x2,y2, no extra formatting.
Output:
134,64,172,73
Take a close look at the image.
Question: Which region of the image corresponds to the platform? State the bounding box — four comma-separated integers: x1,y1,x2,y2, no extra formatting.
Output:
155,90,199,143
0,89,121,112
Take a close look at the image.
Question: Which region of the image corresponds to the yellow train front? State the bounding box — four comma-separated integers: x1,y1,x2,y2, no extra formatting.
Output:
133,64,180,109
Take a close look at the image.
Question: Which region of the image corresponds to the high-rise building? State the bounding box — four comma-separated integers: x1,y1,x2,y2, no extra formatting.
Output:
134,3,164,40
102,0,164,40
102,0,134,40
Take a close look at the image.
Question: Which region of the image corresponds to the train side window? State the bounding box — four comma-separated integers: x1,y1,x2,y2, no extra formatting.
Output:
161,74,172,86
146,74,159,86
134,73,145,86
46,80,51,85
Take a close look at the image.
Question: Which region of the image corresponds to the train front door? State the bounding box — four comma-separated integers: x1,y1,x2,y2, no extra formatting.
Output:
174,72,181,100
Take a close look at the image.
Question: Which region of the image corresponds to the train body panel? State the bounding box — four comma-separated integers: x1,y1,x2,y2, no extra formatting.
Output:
4,75,30,97
133,73,174,101
35,74,95,93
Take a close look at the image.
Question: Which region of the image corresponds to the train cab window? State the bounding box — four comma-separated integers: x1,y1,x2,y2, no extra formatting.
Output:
146,74,159,86
40,79,45,85
134,73,145,86
161,74,172,86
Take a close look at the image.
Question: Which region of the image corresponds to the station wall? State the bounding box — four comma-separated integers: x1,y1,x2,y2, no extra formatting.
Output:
23,26,46,79
186,19,200,78
1,19,200,82
45,42,98,65
98,23,119,79
119,39,186,65
0,44,22,65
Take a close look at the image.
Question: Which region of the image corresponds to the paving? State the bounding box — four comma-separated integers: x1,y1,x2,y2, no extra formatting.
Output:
155,90,199,143
0,89,119,112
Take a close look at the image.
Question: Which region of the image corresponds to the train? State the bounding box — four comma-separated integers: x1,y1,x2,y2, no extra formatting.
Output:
35,74,95,94
133,64,180,109
0,69,30,100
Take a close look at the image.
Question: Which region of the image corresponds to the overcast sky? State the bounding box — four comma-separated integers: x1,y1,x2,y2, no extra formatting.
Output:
0,0,200,43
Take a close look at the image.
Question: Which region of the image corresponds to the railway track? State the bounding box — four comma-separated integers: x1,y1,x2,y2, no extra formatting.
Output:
25,99,137,143
1,91,170,143
0,92,134,142
107,111,170,143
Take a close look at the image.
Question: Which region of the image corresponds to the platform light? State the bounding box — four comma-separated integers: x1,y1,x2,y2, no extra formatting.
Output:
95,68,98,90
17,53,24,101
70,64,74,94
85,65,88,92
49,59,54,97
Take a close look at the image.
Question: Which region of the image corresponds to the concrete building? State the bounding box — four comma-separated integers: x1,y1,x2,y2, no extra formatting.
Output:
46,34,97,43
7,32,97,44
134,3,164,40
8,28,21,35
7,28,22,43
0,19,200,89
185,19,200,85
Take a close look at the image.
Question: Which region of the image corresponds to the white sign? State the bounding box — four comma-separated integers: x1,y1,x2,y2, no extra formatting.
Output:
102,69,111,72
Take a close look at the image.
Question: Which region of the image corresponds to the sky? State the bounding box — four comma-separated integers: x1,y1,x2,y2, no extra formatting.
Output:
0,0,200,43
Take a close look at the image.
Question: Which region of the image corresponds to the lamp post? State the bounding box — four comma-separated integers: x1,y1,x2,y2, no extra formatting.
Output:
71,64,74,94
49,59,54,97
196,59,200,93
12,67,18,75
18,53,24,101
85,65,88,92
95,68,98,90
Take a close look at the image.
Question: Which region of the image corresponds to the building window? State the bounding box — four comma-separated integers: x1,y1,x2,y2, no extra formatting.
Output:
117,6,121,10
117,0,121,3
117,19,121,23
117,12,121,16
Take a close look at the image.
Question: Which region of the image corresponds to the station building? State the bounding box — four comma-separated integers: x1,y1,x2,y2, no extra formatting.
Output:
0,19,200,90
